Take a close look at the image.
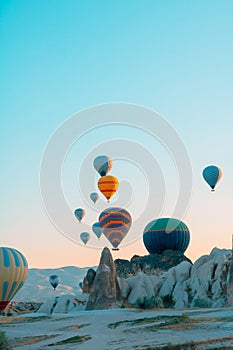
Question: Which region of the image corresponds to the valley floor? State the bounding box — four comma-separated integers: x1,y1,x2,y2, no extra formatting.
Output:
1,307,233,349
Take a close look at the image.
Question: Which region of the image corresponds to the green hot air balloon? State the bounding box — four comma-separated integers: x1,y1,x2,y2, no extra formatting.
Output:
143,218,190,255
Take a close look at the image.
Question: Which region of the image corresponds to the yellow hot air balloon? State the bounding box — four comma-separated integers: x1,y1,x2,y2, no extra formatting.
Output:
98,175,119,201
0,247,28,311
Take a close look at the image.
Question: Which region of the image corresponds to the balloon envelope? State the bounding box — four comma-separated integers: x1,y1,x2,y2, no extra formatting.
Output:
99,207,132,249
92,222,102,239
98,175,119,201
93,155,112,177
202,165,222,191
90,192,99,204
49,275,60,290
143,218,190,255
0,247,28,311
80,232,90,245
74,208,86,222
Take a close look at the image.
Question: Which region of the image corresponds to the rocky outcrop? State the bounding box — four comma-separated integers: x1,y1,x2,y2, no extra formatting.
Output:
85,247,122,310
38,294,88,314
115,250,192,278
82,268,96,293
116,247,232,309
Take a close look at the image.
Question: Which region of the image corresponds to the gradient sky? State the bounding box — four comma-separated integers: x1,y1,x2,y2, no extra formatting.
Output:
1,0,233,268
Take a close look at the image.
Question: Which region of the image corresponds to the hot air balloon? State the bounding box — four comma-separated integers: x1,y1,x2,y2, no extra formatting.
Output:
202,165,222,191
99,207,132,250
93,155,112,177
90,192,99,204
74,208,85,223
0,247,28,311
79,281,83,290
143,218,190,255
49,275,60,290
98,175,119,202
80,232,90,245
92,222,102,239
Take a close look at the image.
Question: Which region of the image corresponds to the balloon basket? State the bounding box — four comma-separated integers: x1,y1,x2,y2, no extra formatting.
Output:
112,248,119,251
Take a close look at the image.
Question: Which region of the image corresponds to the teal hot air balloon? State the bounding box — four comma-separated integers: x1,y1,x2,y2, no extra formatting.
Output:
74,208,85,223
0,247,28,311
202,165,222,191
90,192,99,204
80,232,90,245
99,207,132,250
92,222,102,239
93,155,112,177
49,275,60,290
143,218,190,255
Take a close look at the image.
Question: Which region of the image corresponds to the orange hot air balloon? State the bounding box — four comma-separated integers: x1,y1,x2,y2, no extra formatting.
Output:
98,175,119,201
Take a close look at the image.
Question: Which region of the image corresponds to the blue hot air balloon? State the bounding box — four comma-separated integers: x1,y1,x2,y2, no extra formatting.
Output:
202,165,222,191
99,207,132,250
143,218,190,255
80,232,90,245
74,208,86,223
49,275,60,290
0,247,28,311
79,281,83,290
90,192,99,204
93,155,112,177
92,222,102,239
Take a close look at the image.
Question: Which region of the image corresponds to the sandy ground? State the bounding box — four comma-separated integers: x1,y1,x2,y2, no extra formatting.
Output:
2,307,233,349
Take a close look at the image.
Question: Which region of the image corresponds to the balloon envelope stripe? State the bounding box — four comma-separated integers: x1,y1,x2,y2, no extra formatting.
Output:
2,281,9,301
2,248,10,268
7,281,18,301
18,251,28,267
11,249,21,267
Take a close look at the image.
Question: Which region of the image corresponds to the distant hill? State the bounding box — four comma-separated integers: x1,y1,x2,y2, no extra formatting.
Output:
14,266,95,302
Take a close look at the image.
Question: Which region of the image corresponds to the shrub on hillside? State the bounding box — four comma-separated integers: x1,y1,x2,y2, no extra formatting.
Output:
161,294,175,308
0,332,12,350
193,298,212,308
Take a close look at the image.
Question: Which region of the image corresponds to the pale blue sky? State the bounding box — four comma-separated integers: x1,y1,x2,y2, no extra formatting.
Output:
1,0,233,267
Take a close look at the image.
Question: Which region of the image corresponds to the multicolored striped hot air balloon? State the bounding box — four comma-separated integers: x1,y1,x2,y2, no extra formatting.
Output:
49,275,60,290
0,247,28,311
143,218,190,255
202,165,222,191
98,175,119,202
99,207,132,250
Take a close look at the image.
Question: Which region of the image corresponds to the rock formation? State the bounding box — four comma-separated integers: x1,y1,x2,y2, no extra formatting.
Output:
115,250,192,278
82,268,96,293
81,247,232,310
85,247,122,310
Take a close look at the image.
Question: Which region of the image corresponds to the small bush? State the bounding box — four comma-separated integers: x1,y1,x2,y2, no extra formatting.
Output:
135,296,164,309
0,331,12,350
193,298,211,308
161,294,175,308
